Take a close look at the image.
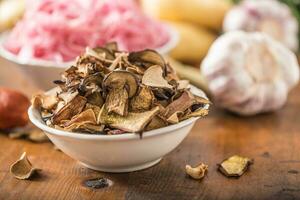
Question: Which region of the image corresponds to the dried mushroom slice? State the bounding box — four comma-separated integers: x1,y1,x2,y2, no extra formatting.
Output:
105,88,129,116
177,80,190,90
186,163,208,180
93,47,115,60
164,91,195,118
128,49,165,69
85,47,114,61
52,95,87,124
31,93,58,110
181,108,209,120
98,106,160,132
63,109,97,128
85,103,101,117
103,71,138,116
130,86,154,112
78,72,104,95
58,91,78,105
86,92,104,107
105,42,118,52
103,71,138,98
10,152,39,180
145,115,168,131
142,65,173,89
71,124,104,134
194,95,211,105
167,111,185,124
108,53,127,71
218,155,253,177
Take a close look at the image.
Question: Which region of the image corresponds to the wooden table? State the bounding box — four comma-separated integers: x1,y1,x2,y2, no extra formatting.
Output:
0,58,300,200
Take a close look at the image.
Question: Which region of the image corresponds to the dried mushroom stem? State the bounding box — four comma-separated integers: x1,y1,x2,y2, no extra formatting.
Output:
10,152,39,180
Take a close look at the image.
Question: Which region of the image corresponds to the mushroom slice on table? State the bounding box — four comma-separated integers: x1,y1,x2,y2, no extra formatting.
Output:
10,152,39,180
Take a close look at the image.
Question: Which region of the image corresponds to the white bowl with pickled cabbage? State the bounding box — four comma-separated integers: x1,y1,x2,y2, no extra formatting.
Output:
0,26,178,90
28,85,207,173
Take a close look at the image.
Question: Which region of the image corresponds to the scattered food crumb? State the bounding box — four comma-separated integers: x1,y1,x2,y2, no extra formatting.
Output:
83,178,113,189
185,163,208,180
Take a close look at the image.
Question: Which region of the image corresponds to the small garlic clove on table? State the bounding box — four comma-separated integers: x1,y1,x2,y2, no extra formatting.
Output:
223,0,299,51
201,31,299,116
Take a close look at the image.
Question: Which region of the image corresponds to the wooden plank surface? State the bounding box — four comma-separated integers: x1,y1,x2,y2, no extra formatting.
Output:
0,57,300,200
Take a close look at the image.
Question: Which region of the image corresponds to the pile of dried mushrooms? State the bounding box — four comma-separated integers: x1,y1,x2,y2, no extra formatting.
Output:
32,43,210,135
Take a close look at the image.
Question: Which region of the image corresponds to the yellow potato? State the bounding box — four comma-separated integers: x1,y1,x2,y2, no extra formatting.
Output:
141,0,232,31
0,0,25,32
169,22,216,64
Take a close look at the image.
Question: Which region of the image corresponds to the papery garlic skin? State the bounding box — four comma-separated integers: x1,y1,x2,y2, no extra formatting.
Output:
223,0,299,51
201,31,299,115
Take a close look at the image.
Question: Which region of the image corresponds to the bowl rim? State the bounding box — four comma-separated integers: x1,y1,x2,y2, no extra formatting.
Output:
0,23,179,69
28,106,199,141
28,85,208,141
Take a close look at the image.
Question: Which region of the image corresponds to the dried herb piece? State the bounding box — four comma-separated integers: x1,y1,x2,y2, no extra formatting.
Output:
186,163,208,180
218,155,253,177
10,152,39,180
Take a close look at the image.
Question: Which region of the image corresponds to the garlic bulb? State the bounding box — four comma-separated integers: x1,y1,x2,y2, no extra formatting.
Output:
201,31,299,115
223,0,299,51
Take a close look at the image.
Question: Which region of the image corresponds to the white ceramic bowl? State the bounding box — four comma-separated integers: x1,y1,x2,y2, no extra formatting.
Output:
0,25,179,90
28,86,206,173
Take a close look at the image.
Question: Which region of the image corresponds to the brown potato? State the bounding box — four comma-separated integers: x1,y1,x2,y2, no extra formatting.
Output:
0,88,30,129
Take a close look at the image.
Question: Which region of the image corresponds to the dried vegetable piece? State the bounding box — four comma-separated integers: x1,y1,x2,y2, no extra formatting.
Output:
98,106,160,133
186,163,208,180
32,45,210,135
10,152,39,180
51,96,87,124
142,65,173,89
130,86,154,112
128,49,166,69
218,155,253,177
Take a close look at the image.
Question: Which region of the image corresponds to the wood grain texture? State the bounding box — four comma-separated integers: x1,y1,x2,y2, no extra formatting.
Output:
0,58,300,200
